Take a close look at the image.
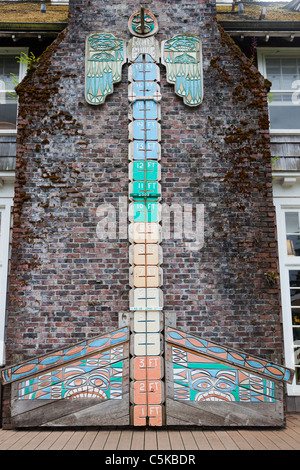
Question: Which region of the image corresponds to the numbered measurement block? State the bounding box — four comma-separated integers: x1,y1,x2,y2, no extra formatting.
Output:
131,160,159,181
132,81,158,98
133,201,159,222
133,243,159,265
130,222,160,244
133,356,163,380
133,311,161,333
133,404,163,426
133,119,158,141
133,380,163,405
130,287,162,310
133,332,161,356
128,81,162,102
129,141,160,160
132,60,157,81
133,100,158,120
132,266,160,287
130,180,159,199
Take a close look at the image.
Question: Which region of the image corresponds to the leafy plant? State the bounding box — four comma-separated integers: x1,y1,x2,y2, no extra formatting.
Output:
5,51,39,100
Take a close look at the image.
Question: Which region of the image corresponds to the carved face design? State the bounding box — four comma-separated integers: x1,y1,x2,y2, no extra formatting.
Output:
192,369,238,401
64,369,110,399
128,9,158,37
88,33,123,51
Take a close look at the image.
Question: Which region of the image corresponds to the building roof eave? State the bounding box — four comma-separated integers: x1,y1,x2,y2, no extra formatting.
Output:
219,20,300,32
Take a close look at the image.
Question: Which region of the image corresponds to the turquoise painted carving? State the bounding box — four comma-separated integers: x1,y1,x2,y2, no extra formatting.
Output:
128,8,158,38
85,33,126,105
162,34,203,106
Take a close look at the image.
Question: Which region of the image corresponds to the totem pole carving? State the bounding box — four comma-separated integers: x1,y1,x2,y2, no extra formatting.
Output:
85,8,203,425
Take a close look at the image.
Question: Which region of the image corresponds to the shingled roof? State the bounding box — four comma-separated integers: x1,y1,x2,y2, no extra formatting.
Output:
0,1,68,32
216,1,300,21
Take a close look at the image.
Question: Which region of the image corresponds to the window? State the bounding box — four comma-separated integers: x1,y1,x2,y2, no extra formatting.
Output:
286,212,300,256
288,270,300,387
0,181,14,366
257,49,300,133
275,201,300,395
0,48,28,133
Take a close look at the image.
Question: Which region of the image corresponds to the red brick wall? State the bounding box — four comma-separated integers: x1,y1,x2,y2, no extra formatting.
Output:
5,0,282,368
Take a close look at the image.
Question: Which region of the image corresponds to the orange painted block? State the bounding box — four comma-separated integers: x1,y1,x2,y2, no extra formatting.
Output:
148,405,163,426
134,356,162,380
134,379,162,404
134,243,159,265
133,405,147,426
133,266,159,287
133,404,163,426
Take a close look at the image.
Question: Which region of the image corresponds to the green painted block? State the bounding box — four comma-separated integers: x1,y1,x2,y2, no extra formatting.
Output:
133,201,159,222
133,161,158,181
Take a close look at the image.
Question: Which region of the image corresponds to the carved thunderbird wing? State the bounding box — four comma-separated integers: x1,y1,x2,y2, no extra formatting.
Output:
85,33,126,105
161,34,203,106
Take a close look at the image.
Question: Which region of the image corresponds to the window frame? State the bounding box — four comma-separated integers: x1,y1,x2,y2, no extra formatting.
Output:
275,199,300,395
257,47,300,135
0,178,14,366
0,47,28,135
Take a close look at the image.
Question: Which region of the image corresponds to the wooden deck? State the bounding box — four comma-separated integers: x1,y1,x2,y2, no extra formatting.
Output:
0,413,300,450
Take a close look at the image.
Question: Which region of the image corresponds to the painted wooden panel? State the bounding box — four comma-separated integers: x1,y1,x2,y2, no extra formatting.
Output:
164,327,292,426
10,355,130,427
166,326,294,384
161,34,203,106
85,32,126,105
2,327,129,385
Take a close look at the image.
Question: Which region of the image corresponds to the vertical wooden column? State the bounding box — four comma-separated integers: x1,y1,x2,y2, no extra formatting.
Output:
128,37,164,426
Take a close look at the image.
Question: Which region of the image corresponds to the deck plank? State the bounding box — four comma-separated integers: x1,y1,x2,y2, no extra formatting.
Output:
21,431,52,450
117,430,133,450
9,431,40,450
214,431,239,450
89,431,109,450
156,430,171,450
0,430,19,445
180,431,198,450
76,430,99,450
144,430,157,450
237,430,269,450
0,413,300,450
35,431,64,450
49,431,75,450
62,431,87,450
203,431,225,450
0,431,29,450
262,430,299,450
191,430,212,450
226,430,253,450
168,430,185,450
130,430,144,450
104,430,121,450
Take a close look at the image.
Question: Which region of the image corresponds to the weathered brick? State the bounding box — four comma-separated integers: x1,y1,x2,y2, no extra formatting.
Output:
5,0,283,377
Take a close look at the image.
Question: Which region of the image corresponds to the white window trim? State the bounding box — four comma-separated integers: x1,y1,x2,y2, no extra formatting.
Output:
0,179,14,367
0,47,28,135
274,197,300,395
257,47,300,135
